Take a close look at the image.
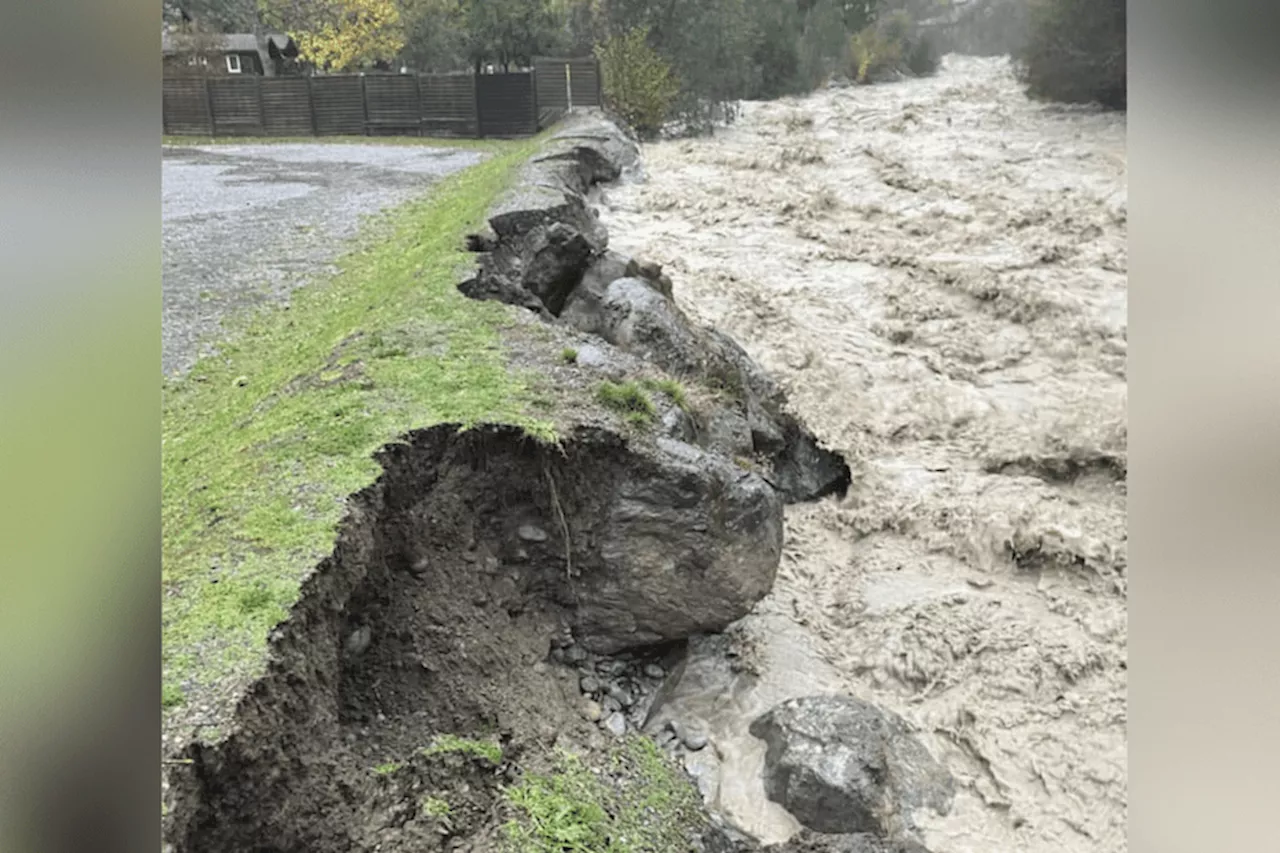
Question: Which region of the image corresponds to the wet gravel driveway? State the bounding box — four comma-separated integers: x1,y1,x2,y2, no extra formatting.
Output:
161,143,485,377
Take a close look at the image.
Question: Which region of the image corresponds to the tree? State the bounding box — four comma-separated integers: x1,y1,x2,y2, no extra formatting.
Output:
398,0,469,71
1015,0,1125,108
261,0,406,71
460,0,566,71
168,0,263,31
797,0,851,88
595,25,679,137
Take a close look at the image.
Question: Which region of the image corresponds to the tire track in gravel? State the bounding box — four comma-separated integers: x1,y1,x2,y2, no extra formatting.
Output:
161,143,484,378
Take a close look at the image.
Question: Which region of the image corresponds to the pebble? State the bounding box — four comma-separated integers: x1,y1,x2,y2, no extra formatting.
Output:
532,662,548,675
344,625,372,657
517,524,548,543
580,700,603,723
602,712,628,738
602,696,621,714
644,663,666,680
580,675,601,694
566,645,588,663
607,684,634,708
682,729,709,751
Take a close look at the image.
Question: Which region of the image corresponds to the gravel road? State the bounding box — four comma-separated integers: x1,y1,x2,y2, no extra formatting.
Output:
161,143,484,377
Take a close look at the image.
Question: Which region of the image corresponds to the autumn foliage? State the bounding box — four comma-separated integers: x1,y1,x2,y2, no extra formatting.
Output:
263,0,406,72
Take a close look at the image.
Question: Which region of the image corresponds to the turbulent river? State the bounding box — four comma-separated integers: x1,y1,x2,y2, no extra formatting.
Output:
603,55,1127,853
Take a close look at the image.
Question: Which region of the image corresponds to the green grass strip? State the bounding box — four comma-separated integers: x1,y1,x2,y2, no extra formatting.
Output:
162,136,553,714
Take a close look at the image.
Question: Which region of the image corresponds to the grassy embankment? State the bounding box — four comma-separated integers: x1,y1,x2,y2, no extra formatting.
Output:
162,134,553,718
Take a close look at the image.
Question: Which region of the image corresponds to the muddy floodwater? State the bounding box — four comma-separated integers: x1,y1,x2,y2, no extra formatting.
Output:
602,56,1126,852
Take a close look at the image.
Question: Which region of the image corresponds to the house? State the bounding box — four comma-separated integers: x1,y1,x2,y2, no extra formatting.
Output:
161,31,300,76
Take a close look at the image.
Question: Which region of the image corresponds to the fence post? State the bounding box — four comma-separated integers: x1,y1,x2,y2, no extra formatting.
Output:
530,70,540,133
596,57,603,106
412,72,423,137
471,73,481,139
203,76,216,137
307,75,318,136
256,75,266,135
565,62,573,113
360,72,370,136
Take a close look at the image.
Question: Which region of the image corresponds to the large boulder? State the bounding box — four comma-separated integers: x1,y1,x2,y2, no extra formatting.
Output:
573,435,784,653
583,277,850,502
749,696,954,839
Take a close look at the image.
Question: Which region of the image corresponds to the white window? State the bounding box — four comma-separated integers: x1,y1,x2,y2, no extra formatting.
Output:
226,54,242,74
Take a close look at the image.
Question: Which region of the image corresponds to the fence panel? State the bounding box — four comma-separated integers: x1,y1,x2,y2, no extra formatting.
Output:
364,74,422,135
311,76,365,136
261,77,313,136
476,72,537,138
533,57,603,114
162,78,213,136
420,73,478,138
208,77,264,136
163,65,572,138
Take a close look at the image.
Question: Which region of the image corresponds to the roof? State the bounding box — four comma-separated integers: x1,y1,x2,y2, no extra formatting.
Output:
161,32,298,58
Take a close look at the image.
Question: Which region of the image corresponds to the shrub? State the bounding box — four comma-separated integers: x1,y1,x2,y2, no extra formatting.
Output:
849,10,937,83
1015,0,1126,109
596,26,681,139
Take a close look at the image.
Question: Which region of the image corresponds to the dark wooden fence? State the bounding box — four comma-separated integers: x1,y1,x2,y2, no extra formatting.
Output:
162,60,601,139
533,56,603,127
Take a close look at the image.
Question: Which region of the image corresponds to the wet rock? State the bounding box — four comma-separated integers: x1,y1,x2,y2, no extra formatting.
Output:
344,625,372,658
607,683,634,708
578,277,849,502
465,230,498,252
580,675,601,694
681,728,709,751
644,663,666,680
705,409,755,457
517,523,549,543
603,712,628,738
749,695,954,838
572,435,782,653
684,747,721,802
560,250,634,333
523,222,596,315
661,404,699,444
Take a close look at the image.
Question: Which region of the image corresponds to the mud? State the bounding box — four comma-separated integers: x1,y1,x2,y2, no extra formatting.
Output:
163,422,736,852
602,56,1126,853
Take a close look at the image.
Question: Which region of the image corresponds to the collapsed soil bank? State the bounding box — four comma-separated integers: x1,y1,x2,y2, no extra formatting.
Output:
599,55,1127,853
162,115,863,852
163,424,765,851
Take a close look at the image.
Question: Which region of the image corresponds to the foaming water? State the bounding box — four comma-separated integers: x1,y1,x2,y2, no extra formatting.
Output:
606,56,1127,853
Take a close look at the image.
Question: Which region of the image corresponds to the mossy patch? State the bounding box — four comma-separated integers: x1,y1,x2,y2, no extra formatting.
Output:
162,136,554,725
501,737,706,853
422,734,504,765
596,381,657,427
640,377,689,412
